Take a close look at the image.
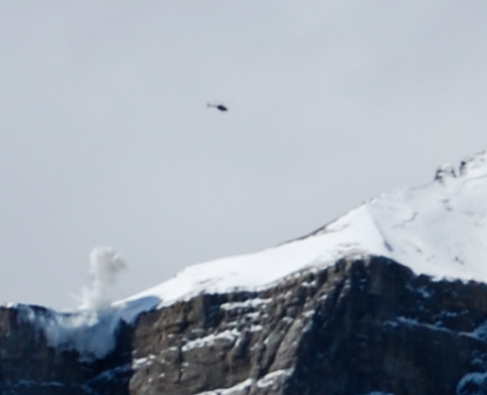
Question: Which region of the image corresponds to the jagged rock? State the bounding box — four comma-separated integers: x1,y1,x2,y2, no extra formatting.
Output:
2,256,487,395
434,163,456,183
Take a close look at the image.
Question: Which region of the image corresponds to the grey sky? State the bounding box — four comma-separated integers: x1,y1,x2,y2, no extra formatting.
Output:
0,1,486,309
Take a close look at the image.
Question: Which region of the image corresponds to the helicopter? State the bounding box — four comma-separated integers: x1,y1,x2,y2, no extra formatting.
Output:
207,102,228,112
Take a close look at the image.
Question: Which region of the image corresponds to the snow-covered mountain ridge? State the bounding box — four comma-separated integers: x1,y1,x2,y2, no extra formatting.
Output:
3,150,487,395
119,150,487,310
6,150,486,363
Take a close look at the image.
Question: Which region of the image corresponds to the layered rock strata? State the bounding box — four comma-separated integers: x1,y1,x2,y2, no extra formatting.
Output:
2,256,487,395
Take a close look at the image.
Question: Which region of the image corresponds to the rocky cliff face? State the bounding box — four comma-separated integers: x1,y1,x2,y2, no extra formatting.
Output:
0,304,133,395
2,256,487,395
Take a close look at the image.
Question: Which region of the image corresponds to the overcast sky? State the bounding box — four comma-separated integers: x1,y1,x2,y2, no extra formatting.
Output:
0,1,486,309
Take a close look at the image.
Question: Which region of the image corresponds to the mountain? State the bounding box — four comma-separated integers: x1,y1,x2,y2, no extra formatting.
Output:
2,150,487,395
119,149,487,308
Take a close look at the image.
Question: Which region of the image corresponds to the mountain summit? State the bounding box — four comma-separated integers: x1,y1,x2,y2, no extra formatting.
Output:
120,150,487,311
2,150,487,395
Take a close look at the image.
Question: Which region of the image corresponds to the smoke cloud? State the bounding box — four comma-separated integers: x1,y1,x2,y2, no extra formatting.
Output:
82,247,127,310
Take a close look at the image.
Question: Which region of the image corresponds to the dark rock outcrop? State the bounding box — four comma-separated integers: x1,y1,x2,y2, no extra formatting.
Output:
0,305,133,395
2,256,487,395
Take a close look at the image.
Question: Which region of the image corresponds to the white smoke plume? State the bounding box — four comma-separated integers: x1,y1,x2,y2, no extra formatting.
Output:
81,247,127,310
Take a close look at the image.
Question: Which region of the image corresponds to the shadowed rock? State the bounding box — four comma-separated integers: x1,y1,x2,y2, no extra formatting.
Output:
2,256,487,395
